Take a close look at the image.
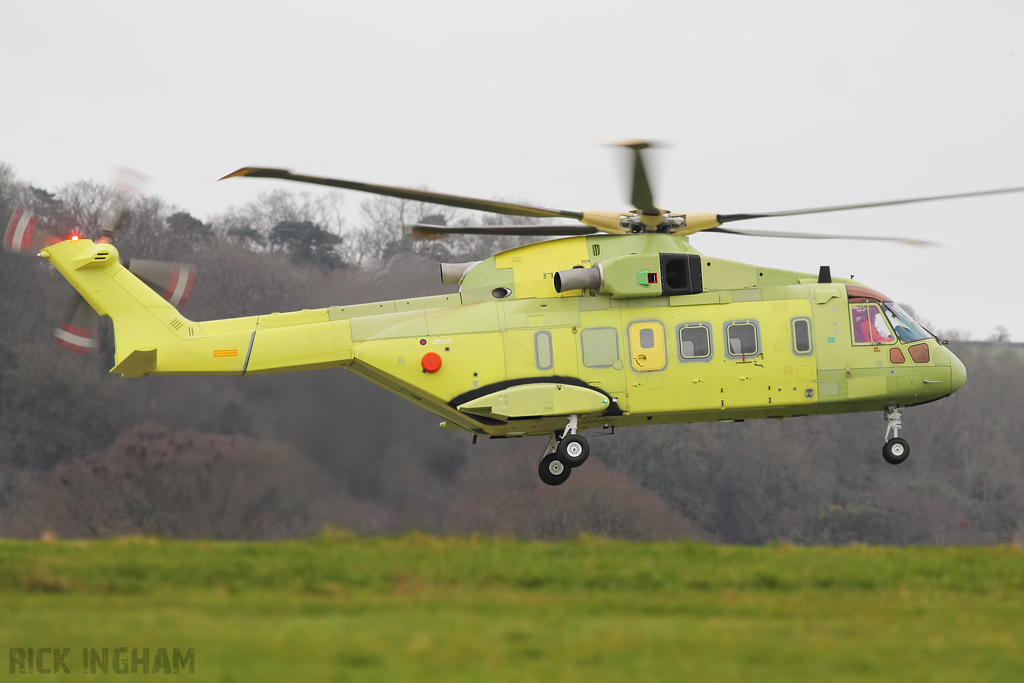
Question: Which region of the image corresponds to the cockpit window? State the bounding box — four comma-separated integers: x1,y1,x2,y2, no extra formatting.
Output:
851,303,894,344
883,303,930,343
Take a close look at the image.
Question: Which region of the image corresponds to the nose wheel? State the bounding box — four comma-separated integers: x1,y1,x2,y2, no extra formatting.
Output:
537,415,591,486
882,407,910,465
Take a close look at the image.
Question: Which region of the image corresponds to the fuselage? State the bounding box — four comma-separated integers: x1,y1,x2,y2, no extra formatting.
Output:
41,233,966,440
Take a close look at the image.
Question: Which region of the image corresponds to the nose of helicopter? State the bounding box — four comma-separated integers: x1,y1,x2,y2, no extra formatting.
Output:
948,347,967,394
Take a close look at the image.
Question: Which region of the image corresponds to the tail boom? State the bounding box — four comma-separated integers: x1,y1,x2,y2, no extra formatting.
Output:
42,239,354,377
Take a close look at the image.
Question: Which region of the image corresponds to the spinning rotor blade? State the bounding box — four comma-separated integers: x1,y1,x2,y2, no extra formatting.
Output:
4,207,73,254
222,167,585,220
4,207,42,253
612,140,660,216
126,259,197,308
409,223,598,238
706,226,935,246
94,167,149,243
717,185,1024,224
53,295,99,354
223,147,1024,244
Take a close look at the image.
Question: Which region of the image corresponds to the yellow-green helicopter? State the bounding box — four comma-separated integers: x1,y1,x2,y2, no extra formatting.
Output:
40,141,1022,486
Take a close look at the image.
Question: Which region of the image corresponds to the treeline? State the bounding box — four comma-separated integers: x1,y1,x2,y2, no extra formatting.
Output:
0,162,1021,545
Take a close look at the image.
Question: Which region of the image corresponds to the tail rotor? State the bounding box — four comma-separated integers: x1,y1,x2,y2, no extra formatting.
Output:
3,166,198,355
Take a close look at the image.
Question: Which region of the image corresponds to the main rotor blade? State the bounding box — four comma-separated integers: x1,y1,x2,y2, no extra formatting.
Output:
222,168,584,220
718,185,1024,223
612,141,659,216
706,226,936,246
409,223,598,238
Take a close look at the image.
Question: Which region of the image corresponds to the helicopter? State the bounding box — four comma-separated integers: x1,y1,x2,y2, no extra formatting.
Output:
38,141,1021,486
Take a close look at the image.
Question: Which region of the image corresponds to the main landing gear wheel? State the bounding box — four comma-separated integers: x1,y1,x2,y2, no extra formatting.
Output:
557,434,590,468
883,437,910,465
539,452,571,486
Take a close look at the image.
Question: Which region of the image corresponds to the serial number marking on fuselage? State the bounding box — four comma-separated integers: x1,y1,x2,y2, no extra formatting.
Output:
433,338,451,345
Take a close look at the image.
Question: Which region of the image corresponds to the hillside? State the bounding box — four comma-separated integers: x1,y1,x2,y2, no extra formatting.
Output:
2,161,1023,545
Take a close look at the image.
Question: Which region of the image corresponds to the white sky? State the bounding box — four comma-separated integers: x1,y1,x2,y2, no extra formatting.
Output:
3,1,1023,340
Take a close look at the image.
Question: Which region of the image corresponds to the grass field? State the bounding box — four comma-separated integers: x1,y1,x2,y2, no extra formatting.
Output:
1,533,1023,682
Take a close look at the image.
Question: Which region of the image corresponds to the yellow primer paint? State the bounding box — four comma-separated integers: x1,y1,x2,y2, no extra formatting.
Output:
628,321,667,372
40,236,965,440
495,237,590,299
459,383,609,418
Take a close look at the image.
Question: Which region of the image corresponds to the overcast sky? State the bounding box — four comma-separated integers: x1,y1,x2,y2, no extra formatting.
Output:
3,1,1023,340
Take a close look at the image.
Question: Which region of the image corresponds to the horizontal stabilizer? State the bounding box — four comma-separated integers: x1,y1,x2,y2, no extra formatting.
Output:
111,347,157,378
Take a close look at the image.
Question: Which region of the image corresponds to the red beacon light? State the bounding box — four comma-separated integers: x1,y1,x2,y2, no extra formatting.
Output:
70,234,80,241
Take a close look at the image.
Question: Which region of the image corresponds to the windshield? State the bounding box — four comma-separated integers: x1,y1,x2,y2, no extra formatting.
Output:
883,303,931,343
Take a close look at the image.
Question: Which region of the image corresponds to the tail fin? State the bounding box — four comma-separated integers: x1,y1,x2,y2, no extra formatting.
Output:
41,239,253,377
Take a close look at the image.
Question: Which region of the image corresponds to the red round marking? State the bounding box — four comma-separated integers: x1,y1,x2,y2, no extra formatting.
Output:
421,352,442,373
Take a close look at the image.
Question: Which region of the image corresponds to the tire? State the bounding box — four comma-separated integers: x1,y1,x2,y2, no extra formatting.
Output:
883,437,910,465
557,434,590,468
538,452,571,486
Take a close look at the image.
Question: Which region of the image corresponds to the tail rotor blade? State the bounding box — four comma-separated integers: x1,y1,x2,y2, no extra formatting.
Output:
4,207,41,253
99,166,150,242
126,259,197,308
53,295,99,354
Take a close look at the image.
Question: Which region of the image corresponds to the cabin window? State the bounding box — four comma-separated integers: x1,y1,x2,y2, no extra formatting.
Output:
908,342,930,364
534,331,553,371
883,303,930,343
677,323,712,362
628,321,667,372
791,318,812,355
581,327,619,368
724,321,759,358
850,303,894,345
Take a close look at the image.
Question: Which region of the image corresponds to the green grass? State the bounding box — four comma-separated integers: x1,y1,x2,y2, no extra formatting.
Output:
2,534,1023,681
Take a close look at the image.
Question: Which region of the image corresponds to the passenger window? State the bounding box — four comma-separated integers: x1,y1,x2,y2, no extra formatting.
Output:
791,318,812,354
639,328,655,348
581,327,619,368
850,304,894,345
725,321,759,358
678,324,711,360
534,331,553,370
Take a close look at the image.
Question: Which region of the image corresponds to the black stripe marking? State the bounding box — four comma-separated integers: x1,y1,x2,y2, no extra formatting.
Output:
241,331,256,375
